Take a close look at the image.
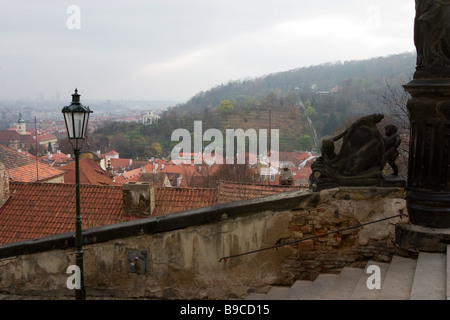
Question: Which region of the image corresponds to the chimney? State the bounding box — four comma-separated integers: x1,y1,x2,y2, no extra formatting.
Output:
106,158,113,176
122,182,155,217
279,167,293,186
0,162,9,207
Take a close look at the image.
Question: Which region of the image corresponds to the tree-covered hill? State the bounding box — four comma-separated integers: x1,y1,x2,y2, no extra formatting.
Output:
170,51,415,116
88,52,416,159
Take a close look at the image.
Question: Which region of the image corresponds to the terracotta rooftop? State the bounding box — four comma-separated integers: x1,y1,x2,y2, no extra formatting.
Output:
0,144,35,169
60,158,117,186
0,164,308,245
292,166,312,179
0,130,20,143
115,163,207,188
129,160,152,170
9,163,65,183
0,145,65,182
18,134,36,144
217,180,302,204
0,182,124,245
36,134,56,142
0,130,37,145
40,151,72,165
138,173,170,187
153,187,218,216
109,158,132,171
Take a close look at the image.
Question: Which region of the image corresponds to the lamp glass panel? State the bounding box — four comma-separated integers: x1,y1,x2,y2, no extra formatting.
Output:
64,112,75,138
73,112,86,139
82,113,90,138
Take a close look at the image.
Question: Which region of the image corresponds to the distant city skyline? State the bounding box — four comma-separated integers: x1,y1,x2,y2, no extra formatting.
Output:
1,1,415,103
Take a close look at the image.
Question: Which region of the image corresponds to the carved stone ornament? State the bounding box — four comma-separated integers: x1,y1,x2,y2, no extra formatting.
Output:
309,114,404,191
414,0,450,79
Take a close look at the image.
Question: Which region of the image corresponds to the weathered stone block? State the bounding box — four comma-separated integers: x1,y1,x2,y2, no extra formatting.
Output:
297,239,315,251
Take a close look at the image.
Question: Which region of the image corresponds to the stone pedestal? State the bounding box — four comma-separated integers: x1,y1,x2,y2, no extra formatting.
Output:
395,223,450,253
403,79,450,228
395,0,450,252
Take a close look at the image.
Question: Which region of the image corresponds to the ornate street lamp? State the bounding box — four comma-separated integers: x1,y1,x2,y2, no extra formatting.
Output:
62,88,92,300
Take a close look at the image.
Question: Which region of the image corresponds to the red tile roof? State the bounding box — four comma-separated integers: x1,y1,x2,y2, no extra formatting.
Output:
0,144,35,169
18,134,36,144
0,182,124,245
277,151,319,166
17,150,37,159
0,176,306,245
40,152,73,165
115,163,207,188
129,160,152,170
0,130,39,146
292,167,312,179
36,134,56,142
113,174,129,184
0,130,20,143
217,180,301,204
153,187,218,216
9,163,65,183
0,145,65,182
110,158,132,171
60,158,117,186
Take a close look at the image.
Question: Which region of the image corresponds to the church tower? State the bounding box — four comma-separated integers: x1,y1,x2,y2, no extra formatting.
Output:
16,112,26,135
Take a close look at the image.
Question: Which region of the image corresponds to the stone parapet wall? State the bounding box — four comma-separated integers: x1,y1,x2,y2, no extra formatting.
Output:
281,187,407,283
0,187,407,299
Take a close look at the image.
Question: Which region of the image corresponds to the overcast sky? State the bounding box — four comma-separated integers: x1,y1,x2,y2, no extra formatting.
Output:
0,0,416,103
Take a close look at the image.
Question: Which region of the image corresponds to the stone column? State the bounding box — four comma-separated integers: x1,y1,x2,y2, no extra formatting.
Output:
402,0,450,228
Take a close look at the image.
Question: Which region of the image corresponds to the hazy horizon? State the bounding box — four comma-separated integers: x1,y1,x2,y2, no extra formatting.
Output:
1,1,415,102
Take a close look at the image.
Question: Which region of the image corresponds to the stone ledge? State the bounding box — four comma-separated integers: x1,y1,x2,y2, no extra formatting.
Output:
395,223,450,253
312,176,406,192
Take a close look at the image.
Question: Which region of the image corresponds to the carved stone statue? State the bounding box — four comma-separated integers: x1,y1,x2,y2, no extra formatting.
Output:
382,124,401,176
414,0,450,78
309,114,404,191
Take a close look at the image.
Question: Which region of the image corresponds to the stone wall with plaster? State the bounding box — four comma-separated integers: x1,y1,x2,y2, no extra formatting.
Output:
0,187,407,299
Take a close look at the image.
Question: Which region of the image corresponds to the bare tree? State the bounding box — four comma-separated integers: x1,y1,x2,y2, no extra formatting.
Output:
378,78,411,133
377,78,411,179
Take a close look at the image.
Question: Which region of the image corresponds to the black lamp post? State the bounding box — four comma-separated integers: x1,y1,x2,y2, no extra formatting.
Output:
62,88,92,300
